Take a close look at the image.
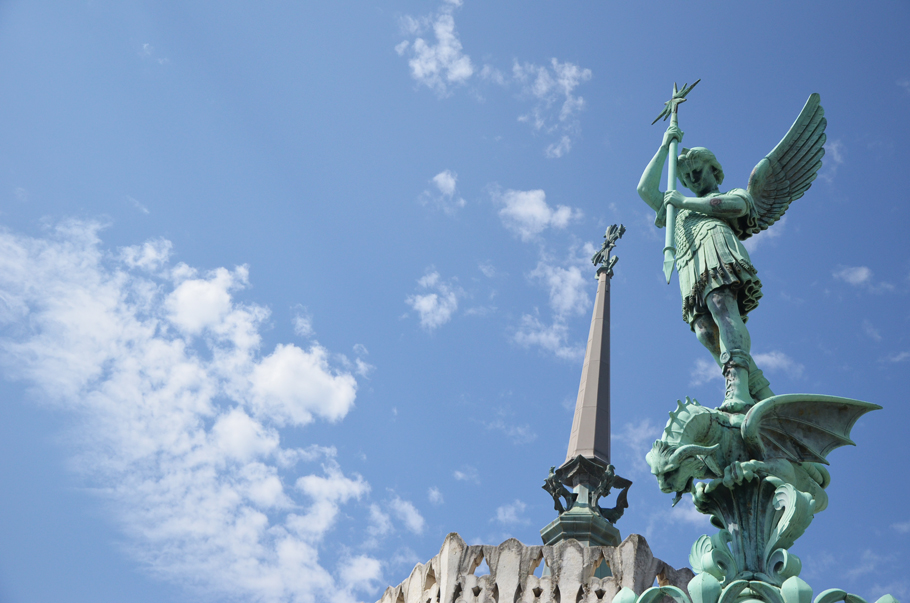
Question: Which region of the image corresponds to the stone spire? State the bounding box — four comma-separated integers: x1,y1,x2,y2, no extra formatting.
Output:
565,265,613,464
540,225,630,554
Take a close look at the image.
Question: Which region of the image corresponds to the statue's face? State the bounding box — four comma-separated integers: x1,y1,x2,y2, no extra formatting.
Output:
682,159,718,196
646,447,700,495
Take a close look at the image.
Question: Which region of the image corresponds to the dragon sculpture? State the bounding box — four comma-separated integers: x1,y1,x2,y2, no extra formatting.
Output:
646,394,879,589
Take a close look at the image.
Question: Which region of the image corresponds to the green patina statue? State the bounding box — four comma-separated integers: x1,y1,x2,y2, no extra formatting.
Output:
638,92,827,414
623,88,898,603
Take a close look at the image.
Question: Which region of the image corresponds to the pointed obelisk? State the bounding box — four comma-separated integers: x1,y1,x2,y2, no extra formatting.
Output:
565,249,614,464
540,225,631,552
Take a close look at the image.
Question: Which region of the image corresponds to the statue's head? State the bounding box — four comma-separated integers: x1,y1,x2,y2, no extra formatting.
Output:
645,398,722,504
677,147,724,193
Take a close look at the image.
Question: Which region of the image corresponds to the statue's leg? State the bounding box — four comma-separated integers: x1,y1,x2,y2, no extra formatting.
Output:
693,314,721,366
705,288,754,412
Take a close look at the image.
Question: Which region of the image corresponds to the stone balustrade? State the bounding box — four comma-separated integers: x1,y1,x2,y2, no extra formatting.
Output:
376,533,693,603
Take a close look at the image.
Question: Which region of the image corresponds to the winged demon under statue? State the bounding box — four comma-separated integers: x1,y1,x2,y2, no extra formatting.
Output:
627,84,896,603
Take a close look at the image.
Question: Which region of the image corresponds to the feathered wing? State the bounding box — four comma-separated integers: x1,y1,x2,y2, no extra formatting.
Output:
741,394,881,464
743,93,827,238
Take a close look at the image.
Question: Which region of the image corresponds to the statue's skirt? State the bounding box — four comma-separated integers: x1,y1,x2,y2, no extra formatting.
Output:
678,225,763,327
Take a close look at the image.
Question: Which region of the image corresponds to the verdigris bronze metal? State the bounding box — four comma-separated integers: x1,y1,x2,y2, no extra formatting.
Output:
650,80,700,283
638,92,827,414
634,88,897,603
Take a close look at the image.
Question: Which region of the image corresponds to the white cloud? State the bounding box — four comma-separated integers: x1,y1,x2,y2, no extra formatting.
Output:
428,487,444,505
338,554,384,595
545,135,573,159
0,220,376,603
753,350,804,379
478,261,496,278
513,314,582,360
819,139,845,183
453,465,479,483
613,419,662,475
421,169,466,214
367,504,393,539
293,307,314,338
433,169,457,196
389,497,425,534
483,419,537,444
530,261,589,318
513,58,592,158
834,265,872,286
406,270,461,331
120,238,172,271
862,319,883,342
250,343,358,427
127,195,150,214
493,500,528,525
884,351,910,363
396,1,473,96
893,520,910,534
690,357,722,387
833,265,894,293
494,189,581,241
691,350,804,385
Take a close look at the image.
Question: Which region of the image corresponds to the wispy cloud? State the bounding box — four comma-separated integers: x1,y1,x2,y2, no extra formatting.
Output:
898,79,910,95
420,169,466,214
819,139,845,183
405,269,461,331
690,357,722,386
892,519,910,534
428,487,444,505
752,350,805,379
513,59,593,158
529,261,589,318
512,313,582,360
389,496,426,535
395,3,592,156
613,419,662,475
493,188,581,241
127,195,150,214
483,418,537,444
453,465,479,483
833,265,894,293
862,319,883,342
396,0,473,97
492,500,528,525
882,351,910,363
0,220,377,602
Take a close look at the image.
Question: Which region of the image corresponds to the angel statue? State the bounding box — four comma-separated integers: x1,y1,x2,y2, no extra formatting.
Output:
637,94,826,413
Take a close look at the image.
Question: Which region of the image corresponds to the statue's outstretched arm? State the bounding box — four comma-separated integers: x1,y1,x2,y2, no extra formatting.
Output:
637,124,682,214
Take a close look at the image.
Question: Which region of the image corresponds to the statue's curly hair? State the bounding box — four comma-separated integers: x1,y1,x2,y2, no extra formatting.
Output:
677,147,724,190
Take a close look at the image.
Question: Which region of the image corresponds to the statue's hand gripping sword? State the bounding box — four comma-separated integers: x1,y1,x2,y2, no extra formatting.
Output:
652,80,699,283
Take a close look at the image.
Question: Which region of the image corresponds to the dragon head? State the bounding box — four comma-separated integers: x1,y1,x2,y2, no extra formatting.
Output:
645,398,723,505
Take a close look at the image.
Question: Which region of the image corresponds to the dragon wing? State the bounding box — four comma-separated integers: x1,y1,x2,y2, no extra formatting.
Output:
743,94,827,238
741,394,881,464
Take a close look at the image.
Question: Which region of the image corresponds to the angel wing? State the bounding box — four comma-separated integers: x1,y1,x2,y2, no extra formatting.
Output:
743,94,827,237
741,394,881,465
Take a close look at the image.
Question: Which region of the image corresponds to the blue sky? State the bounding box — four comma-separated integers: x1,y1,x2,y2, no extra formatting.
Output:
0,2,908,602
